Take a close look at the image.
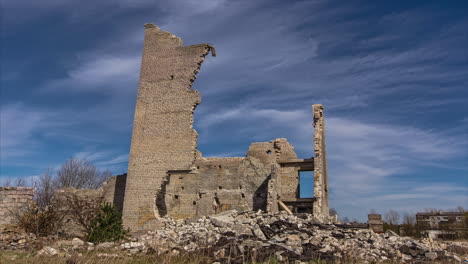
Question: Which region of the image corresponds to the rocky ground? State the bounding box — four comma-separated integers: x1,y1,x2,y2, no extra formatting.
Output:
127,210,467,263
1,211,467,263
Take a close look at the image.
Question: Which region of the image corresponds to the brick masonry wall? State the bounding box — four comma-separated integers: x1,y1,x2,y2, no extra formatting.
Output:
122,24,215,231
102,173,127,214
0,187,34,226
161,139,300,220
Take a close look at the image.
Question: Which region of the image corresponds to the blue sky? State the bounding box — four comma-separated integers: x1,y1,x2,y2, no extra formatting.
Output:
1,0,467,220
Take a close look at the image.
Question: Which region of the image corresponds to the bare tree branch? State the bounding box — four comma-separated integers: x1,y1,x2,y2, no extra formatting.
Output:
36,168,56,207
384,209,400,225
3,178,12,187
14,177,26,187
56,158,108,189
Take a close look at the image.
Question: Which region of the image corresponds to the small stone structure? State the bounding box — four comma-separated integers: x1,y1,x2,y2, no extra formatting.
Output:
121,24,331,231
102,173,127,214
0,187,34,226
368,214,384,233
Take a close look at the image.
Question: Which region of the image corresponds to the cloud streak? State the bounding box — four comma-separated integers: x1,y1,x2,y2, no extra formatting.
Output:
43,56,140,93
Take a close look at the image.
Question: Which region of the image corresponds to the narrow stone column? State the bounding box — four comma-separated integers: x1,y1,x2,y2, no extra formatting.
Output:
312,104,329,220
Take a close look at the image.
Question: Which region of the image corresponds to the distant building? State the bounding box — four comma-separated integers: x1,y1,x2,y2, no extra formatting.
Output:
416,211,466,239
416,211,464,229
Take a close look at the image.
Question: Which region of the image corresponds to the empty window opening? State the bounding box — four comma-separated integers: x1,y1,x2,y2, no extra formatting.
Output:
266,150,272,154
218,186,223,190
239,185,242,189
241,193,245,198
174,195,179,199
299,171,314,198
193,201,197,205
181,186,184,190
170,75,174,80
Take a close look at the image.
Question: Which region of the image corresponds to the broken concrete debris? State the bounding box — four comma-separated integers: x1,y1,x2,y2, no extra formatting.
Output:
2,211,466,263
124,210,467,263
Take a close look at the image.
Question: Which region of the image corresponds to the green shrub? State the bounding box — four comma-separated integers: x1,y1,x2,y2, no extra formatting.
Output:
87,202,129,243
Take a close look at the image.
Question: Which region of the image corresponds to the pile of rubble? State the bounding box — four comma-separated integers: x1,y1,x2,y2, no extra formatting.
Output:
125,210,466,263
1,211,466,263
0,225,37,250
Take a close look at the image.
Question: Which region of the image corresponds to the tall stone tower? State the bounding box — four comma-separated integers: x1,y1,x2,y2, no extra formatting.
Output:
122,24,214,230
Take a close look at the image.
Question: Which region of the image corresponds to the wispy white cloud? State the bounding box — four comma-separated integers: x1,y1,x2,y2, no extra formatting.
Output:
74,151,113,162
198,106,465,161
0,104,56,159
43,56,140,93
0,102,131,177
95,154,129,166
71,151,129,169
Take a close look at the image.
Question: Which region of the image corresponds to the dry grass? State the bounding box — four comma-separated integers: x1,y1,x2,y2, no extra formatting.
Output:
1,250,214,264
0,250,407,264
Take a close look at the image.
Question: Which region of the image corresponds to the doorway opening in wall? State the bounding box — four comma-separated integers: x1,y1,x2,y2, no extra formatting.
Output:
299,171,314,198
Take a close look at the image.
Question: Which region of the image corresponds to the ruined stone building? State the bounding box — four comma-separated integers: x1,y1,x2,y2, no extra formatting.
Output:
118,24,330,231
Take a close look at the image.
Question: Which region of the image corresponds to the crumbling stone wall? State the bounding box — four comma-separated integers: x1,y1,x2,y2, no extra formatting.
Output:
247,139,299,201
161,139,298,220
122,24,215,230
102,173,127,214
0,187,34,226
55,188,103,237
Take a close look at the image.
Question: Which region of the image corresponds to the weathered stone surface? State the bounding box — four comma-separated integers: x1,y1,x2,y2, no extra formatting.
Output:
55,188,103,237
0,187,34,226
161,139,302,220
95,242,116,250
71,237,85,247
122,23,215,231
102,173,127,214
37,246,58,256
368,213,384,233
313,104,329,220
